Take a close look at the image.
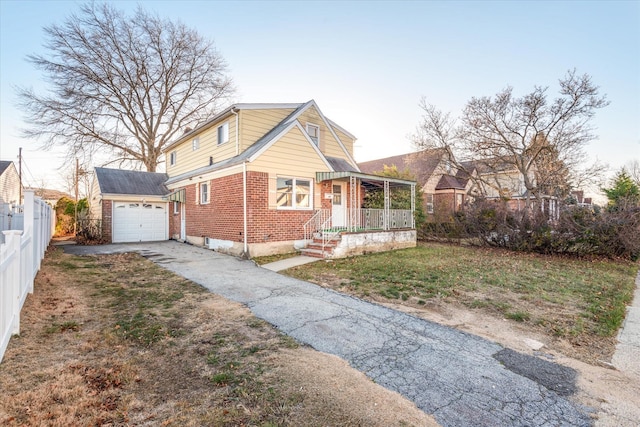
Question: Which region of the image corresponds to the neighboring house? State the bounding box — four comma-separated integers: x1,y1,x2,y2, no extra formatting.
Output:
360,150,559,220
94,100,417,258
26,188,72,207
0,161,22,207
91,168,169,243
359,150,472,219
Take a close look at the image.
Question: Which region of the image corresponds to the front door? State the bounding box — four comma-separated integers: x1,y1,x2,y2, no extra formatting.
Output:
332,183,346,228
180,203,186,241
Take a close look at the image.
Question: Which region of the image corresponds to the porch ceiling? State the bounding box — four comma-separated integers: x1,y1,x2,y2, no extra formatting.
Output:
316,171,415,189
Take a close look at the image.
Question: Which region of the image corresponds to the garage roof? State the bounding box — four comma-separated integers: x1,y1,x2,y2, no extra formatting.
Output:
95,167,169,196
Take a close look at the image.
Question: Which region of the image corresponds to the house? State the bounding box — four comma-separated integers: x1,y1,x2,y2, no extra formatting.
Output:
93,101,417,258
359,149,472,220
0,161,22,207
359,150,559,220
26,188,73,208
91,168,169,243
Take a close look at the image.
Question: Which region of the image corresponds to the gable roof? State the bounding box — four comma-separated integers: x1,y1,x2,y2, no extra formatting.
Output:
0,160,13,176
358,149,446,185
435,174,467,190
165,100,358,185
95,167,169,196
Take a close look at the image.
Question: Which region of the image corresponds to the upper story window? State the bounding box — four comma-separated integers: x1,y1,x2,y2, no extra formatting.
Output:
218,122,229,145
169,151,177,166
276,177,312,210
192,137,200,151
306,123,320,146
200,182,210,204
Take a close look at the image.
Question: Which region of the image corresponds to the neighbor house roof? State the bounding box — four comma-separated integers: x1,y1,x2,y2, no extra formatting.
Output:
357,149,447,185
0,160,12,176
435,174,467,190
26,188,72,202
95,167,169,196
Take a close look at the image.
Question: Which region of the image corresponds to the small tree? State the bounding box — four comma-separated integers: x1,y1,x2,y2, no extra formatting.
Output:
602,169,640,210
363,165,426,228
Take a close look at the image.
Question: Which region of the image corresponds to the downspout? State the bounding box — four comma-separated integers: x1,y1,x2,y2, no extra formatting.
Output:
232,108,240,155
243,160,248,256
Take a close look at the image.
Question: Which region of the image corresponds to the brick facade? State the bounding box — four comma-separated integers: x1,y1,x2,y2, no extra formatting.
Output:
171,171,322,245
101,200,112,242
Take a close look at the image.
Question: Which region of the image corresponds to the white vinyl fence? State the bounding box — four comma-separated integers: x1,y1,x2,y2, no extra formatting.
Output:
0,191,54,363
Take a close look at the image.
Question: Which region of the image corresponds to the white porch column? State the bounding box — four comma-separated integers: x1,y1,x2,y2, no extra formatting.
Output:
384,180,390,231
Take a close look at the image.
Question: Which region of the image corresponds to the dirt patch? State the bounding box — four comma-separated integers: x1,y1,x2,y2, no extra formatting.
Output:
0,248,436,426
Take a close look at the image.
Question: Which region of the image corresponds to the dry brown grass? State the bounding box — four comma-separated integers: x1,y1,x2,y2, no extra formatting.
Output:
0,247,436,427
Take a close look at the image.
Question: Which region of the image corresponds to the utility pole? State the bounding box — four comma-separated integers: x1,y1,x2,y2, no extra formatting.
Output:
74,157,79,236
18,147,22,204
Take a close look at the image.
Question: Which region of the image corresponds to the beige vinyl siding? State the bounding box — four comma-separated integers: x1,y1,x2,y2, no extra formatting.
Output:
332,127,355,158
239,108,295,152
297,106,351,161
249,126,330,209
167,118,238,177
0,165,21,205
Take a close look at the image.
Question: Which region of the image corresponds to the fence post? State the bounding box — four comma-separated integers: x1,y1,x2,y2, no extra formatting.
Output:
3,231,22,335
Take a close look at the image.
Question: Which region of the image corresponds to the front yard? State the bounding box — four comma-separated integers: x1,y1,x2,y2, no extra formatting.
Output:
0,247,434,426
280,242,638,364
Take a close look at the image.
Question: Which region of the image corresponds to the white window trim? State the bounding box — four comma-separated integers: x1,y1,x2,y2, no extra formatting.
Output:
173,201,179,214
169,151,177,166
306,123,320,146
218,122,229,145
200,181,210,205
276,176,313,210
192,137,200,151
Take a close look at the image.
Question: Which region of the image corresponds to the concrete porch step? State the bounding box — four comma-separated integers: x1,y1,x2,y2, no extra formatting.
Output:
300,247,332,258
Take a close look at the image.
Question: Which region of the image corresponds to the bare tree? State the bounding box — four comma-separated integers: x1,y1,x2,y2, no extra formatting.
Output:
18,2,234,172
414,70,608,206
626,159,640,186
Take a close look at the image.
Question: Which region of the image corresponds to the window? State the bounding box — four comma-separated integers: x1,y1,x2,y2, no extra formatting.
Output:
173,201,179,214
426,194,434,214
456,194,464,210
332,184,342,205
217,122,229,145
200,182,210,204
192,137,200,151
170,151,177,166
306,123,320,146
276,177,312,209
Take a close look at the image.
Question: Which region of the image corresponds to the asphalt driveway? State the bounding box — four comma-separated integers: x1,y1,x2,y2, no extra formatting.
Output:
64,241,592,427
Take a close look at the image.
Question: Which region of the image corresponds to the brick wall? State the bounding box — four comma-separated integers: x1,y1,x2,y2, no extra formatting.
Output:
168,199,181,238
245,172,314,243
101,200,112,242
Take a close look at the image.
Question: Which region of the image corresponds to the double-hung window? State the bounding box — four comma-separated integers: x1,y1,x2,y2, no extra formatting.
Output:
169,151,177,166
306,123,320,146
426,194,434,214
192,137,200,151
218,122,229,145
200,182,210,204
276,177,312,209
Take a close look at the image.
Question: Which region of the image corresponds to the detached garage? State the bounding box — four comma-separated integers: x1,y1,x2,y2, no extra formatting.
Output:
91,167,170,243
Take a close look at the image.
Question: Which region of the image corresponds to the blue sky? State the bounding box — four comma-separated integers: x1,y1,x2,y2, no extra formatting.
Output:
1,0,639,195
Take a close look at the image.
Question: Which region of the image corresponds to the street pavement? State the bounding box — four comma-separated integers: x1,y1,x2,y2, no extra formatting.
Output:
64,241,593,427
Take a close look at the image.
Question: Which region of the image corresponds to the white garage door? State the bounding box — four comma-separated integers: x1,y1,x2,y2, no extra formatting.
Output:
112,201,168,243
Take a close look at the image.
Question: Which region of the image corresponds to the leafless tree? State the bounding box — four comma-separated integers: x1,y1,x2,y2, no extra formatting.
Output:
18,2,234,172
414,70,608,206
626,159,640,186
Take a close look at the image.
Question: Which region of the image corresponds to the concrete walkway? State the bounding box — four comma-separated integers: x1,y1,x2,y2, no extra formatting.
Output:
261,255,319,271
64,241,592,427
612,271,640,378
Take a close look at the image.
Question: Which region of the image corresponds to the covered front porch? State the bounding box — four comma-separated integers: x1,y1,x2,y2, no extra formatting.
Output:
302,171,417,258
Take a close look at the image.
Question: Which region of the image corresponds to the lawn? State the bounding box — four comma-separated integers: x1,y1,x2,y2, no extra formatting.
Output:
284,242,638,363
0,247,434,426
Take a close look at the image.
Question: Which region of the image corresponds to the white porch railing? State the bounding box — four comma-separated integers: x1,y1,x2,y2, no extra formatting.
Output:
1,191,54,363
303,208,414,236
